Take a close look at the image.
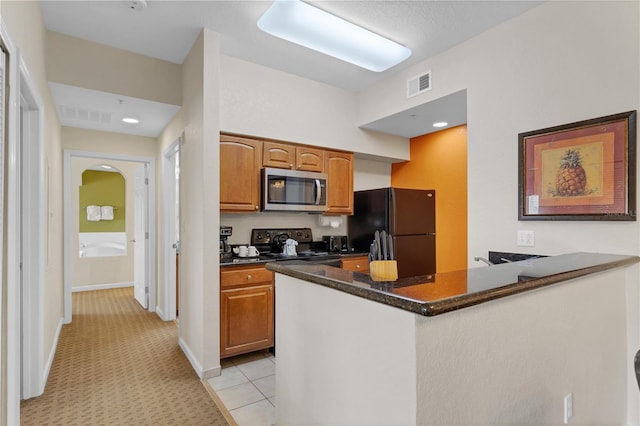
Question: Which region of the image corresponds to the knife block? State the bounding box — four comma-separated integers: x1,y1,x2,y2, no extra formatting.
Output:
369,260,398,282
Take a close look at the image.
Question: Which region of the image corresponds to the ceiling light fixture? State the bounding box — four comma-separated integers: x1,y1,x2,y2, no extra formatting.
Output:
433,122,448,128
122,117,140,124
257,0,412,72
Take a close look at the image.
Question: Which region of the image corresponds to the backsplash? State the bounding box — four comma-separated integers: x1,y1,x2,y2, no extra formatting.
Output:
221,212,348,245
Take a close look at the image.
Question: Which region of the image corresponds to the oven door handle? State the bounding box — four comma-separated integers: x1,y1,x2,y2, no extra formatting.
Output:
315,179,322,205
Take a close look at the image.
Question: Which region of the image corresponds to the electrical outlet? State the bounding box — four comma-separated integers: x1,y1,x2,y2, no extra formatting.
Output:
517,230,535,247
563,392,573,424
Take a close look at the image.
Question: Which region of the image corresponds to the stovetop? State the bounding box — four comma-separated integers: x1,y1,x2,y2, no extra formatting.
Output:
251,227,313,245
221,228,341,265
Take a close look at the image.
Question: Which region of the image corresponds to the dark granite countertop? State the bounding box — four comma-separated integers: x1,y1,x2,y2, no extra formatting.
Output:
336,251,370,258
220,251,370,267
266,252,639,316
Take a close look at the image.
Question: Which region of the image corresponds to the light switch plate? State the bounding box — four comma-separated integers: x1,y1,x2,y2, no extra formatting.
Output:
517,230,535,247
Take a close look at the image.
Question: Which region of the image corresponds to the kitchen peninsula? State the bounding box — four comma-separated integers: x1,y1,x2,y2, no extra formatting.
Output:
268,253,639,425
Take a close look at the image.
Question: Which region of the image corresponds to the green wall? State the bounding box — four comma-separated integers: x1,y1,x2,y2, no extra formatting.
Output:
79,170,126,232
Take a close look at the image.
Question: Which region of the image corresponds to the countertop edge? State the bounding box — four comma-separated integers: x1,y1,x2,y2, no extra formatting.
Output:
267,254,640,316
268,261,426,314
427,255,640,316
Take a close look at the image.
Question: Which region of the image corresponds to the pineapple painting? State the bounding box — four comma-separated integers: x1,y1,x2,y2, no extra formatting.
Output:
555,148,587,196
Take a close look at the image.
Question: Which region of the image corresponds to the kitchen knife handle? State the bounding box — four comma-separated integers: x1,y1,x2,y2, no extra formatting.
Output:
380,230,388,260
388,235,394,260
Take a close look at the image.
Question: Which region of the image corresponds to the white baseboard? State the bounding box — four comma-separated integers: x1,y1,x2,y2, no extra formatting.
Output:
178,337,221,380
156,306,165,320
179,337,204,379
72,282,133,292
41,317,64,396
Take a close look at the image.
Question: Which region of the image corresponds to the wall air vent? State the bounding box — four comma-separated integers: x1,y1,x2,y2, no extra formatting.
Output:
407,71,431,98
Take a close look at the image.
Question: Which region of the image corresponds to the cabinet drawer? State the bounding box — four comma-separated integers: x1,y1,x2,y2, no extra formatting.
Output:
221,267,274,289
341,257,370,273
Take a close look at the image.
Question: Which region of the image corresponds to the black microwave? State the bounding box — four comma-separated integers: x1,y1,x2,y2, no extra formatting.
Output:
262,167,327,212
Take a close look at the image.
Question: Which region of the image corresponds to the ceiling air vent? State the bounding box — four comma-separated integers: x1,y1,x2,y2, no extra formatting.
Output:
407,71,431,98
58,105,112,124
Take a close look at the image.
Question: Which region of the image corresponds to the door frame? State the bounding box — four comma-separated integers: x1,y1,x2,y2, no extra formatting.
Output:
63,150,156,323
1,20,19,425
160,136,181,321
18,54,46,401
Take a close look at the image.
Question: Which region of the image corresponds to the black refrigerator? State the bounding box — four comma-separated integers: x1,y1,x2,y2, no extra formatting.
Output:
348,187,436,278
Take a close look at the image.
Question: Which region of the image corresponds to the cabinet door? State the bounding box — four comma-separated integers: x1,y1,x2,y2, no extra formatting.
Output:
296,147,325,172
263,141,295,169
325,151,354,215
341,256,370,273
220,134,262,212
220,284,274,358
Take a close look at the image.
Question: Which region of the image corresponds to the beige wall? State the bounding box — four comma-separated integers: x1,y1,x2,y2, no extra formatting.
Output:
46,31,182,106
62,126,157,156
357,1,640,264
157,29,221,379
0,0,64,422
415,267,633,424
219,55,410,161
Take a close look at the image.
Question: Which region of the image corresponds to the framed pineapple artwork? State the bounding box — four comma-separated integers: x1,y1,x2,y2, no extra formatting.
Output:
519,110,636,221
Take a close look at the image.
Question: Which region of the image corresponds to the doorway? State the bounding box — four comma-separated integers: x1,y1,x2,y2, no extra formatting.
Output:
161,137,181,321
63,150,156,323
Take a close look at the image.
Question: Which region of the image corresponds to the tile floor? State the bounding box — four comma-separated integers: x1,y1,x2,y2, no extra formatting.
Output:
207,351,276,426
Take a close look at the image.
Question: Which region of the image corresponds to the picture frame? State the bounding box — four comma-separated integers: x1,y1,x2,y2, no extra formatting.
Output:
518,110,637,221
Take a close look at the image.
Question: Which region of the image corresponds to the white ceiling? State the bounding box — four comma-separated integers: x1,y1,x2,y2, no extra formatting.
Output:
40,0,542,138
49,82,180,138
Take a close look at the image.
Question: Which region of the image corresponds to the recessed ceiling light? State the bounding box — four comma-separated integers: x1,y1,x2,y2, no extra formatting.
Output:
433,122,448,128
122,117,140,124
257,0,412,72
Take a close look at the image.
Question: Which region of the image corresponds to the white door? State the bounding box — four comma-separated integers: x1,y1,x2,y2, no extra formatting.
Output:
133,164,148,308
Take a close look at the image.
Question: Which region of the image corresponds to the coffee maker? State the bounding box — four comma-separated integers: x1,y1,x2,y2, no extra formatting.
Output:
220,226,233,259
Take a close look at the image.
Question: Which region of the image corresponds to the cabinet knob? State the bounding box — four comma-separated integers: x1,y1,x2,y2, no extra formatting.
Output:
247,275,252,280
255,205,259,210
356,264,360,269
268,286,273,292
289,164,293,168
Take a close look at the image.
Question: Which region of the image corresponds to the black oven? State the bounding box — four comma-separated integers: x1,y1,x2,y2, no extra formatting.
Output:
262,167,327,212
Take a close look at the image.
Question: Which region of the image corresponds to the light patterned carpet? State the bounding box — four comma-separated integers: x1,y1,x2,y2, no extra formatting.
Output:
21,287,228,425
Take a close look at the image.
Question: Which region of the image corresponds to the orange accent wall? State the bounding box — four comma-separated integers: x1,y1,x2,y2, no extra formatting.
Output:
391,125,467,273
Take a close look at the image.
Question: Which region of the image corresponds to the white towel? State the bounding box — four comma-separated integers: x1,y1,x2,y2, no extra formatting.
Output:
86,205,101,221
101,206,114,221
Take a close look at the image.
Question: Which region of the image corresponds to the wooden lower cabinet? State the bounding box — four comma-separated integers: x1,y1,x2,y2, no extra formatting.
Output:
341,256,370,273
220,265,274,358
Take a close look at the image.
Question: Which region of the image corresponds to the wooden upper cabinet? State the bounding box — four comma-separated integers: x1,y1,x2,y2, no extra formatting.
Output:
263,142,324,172
220,134,262,212
263,142,295,169
295,147,324,172
325,151,354,215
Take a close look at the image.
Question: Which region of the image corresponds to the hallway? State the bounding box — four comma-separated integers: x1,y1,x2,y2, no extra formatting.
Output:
20,288,227,425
